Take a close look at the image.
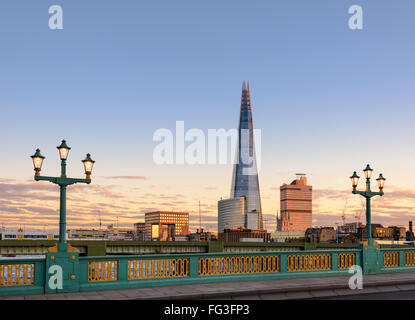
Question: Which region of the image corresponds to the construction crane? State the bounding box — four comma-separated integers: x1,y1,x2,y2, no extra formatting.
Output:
198,201,202,232
355,197,364,223
341,199,348,226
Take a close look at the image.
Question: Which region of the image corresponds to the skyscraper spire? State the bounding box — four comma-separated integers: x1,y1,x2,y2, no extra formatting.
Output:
240,80,251,111
246,81,251,110
230,81,263,229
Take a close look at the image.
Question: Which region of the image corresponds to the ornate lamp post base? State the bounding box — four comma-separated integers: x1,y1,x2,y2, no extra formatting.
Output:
360,243,382,274
45,252,80,293
47,243,78,253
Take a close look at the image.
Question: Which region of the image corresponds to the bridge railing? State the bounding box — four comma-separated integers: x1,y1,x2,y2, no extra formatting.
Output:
0,257,45,296
77,249,362,292
1,246,415,295
380,247,415,270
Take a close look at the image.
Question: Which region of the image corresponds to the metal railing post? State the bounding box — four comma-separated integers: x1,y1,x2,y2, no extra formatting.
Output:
399,251,405,267
118,258,128,281
331,253,339,271
189,256,199,278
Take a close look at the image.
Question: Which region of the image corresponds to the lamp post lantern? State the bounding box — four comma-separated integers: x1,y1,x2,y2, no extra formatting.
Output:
31,140,95,252
350,164,385,246
30,149,45,177
82,154,95,180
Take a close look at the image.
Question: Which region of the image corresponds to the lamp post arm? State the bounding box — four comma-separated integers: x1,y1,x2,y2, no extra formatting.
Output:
34,176,59,184
61,177,91,185
368,191,384,197
352,190,367,197
35,175,91,186
352,190,384,198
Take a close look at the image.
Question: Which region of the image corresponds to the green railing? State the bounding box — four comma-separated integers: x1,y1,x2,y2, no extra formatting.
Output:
1,245,415,296
0,257,45,296
381,247,415,270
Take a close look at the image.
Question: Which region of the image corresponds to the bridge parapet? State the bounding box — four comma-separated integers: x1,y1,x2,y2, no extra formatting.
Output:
2,246,415,296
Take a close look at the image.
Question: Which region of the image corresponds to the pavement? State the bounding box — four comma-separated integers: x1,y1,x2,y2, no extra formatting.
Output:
318,289,415,300
2,272,415,300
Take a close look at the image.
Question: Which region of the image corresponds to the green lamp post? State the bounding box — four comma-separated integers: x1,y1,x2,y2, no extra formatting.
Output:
350,164,386,246
31,140,95,252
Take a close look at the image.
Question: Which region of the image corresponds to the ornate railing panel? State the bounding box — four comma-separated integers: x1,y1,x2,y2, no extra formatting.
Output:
128,258,189,280
198,255,280,276
287,254,331,272
0,263,35,287
405,251,415,267
88,260,118,282
338,253,356,270
383,252,399,267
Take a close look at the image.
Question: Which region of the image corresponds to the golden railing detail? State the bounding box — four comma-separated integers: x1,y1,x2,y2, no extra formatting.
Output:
0,263,35,287
128,258,189,280
405,251,415,266
198,255,280,276
383,252,399,267
338,253,356,270
88,261,118,282
287,254,331,272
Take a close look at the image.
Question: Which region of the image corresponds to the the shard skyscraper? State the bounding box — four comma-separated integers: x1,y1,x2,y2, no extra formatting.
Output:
230,81,263,230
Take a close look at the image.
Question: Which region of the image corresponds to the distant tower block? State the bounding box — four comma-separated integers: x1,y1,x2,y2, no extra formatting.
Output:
280,174,312,232
218,197,247,233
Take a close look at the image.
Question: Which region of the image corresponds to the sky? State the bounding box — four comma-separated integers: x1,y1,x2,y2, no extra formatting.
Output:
1,0,415,233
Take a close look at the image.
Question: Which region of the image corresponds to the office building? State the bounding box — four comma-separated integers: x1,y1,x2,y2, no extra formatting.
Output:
246,211,259,229
67,225,134,240
337,222,363,234
305,227,336,243
218,197,247,233
218,227,271,242
278,174,312,232
218,81,264,234
145,211,189,241
230,81,263,230
133,222,146,241
0,227,58,241
271,230,305,242
188,228,217,241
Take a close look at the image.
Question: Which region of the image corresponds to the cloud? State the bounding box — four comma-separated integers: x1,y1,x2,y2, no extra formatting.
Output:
313,188,348,200
71,184,126,199
102,176,147,180
0,181,131,230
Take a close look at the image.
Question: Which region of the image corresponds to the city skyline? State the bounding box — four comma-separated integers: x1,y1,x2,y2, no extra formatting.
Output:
1,1,415,233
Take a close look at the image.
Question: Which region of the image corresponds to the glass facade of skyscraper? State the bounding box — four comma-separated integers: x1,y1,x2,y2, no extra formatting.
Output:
230,81,263,230
218,197,247,233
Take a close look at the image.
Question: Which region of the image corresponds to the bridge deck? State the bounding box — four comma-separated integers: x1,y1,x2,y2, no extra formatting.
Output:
3,272,415,300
